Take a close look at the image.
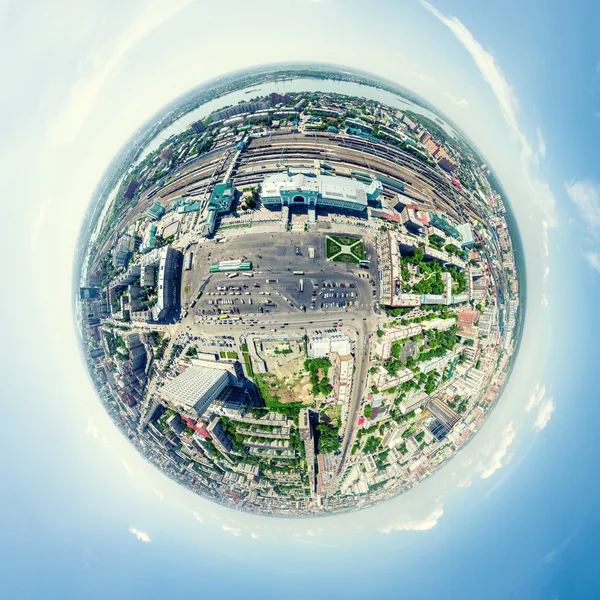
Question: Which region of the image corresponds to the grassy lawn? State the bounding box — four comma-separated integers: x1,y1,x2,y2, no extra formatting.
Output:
242,352,254,377
254,374,281,406
332,253,360,264
326,237,342,259
220,351,239,359
326,235,364,263
350,241,365,260
330,235,360,246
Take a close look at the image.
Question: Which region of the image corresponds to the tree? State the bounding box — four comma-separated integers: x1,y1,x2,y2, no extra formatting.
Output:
363,436,382,454
410,247,425,264
319,380,333,396
316,423,341,454
425,371,438,395
364,405,373,419
245,188,259,210
376,329,384,338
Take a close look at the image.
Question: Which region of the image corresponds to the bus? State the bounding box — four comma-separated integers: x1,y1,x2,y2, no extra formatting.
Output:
299,279,304,293
293,271,304,275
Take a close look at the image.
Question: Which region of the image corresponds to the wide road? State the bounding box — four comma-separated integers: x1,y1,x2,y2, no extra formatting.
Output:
336,316,371,476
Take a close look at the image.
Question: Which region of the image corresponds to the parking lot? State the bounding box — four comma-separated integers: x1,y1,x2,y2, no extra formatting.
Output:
194,268,375,320
180,228,379,315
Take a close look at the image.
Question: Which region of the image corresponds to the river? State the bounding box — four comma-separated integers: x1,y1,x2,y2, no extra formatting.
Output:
135,77,457,164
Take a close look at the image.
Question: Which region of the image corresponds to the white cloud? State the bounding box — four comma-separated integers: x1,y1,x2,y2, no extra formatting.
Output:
584,251,600,272
290,527,323,539
47,0,191,147
533,182,557,231
121,459,135,478
152,488,164,500
565,180,600,271
221,524,242,537
378,504,444,533
445,91,470,107
541,294,548,308
420,0,558,236
250,532,260,539
525,382,547,413
84,415,99,439
457,476,472,488
128,527,151,543
543,265,550,283
406,70,438,85
477,422,516,479
192,511,204,524
420,0,532,163
565,180,600,230
544,533,575,563
536,128,547,158
533,398,555,432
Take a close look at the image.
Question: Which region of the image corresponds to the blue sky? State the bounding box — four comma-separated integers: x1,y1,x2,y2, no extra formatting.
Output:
2,0,600,597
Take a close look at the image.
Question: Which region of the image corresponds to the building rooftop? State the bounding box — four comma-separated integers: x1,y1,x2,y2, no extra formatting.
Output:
261,173,319,196
161,365,229,410
320,174,367,206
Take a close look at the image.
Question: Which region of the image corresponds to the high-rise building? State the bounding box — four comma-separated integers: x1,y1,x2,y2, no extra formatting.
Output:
112,233,133,268
79,287,100,300
428,418,451,442
269,92,290,105
428,397,461,430
332,353,354,407
211,99,269,122
138,246,181,321
299,408,316,497
190,119,206,134
160,365,231,419
206,417,234,463
438,157,457,172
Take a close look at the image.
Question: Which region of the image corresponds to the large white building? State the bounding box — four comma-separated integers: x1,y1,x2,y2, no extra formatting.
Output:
260,169,382,213
309,335,353,358
332,353,354,408
133,246,181,322
160,365,230,418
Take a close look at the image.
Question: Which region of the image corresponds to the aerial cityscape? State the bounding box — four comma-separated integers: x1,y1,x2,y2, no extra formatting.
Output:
12,0,600,593
77,69,522,517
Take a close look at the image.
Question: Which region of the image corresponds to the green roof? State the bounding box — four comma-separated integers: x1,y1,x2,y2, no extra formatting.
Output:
209,181,234,213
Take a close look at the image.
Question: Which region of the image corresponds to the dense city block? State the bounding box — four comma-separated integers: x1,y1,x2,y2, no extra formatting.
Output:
78,79,521,516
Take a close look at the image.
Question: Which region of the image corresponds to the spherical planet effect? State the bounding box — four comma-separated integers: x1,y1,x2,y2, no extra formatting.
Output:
76,65,523,517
